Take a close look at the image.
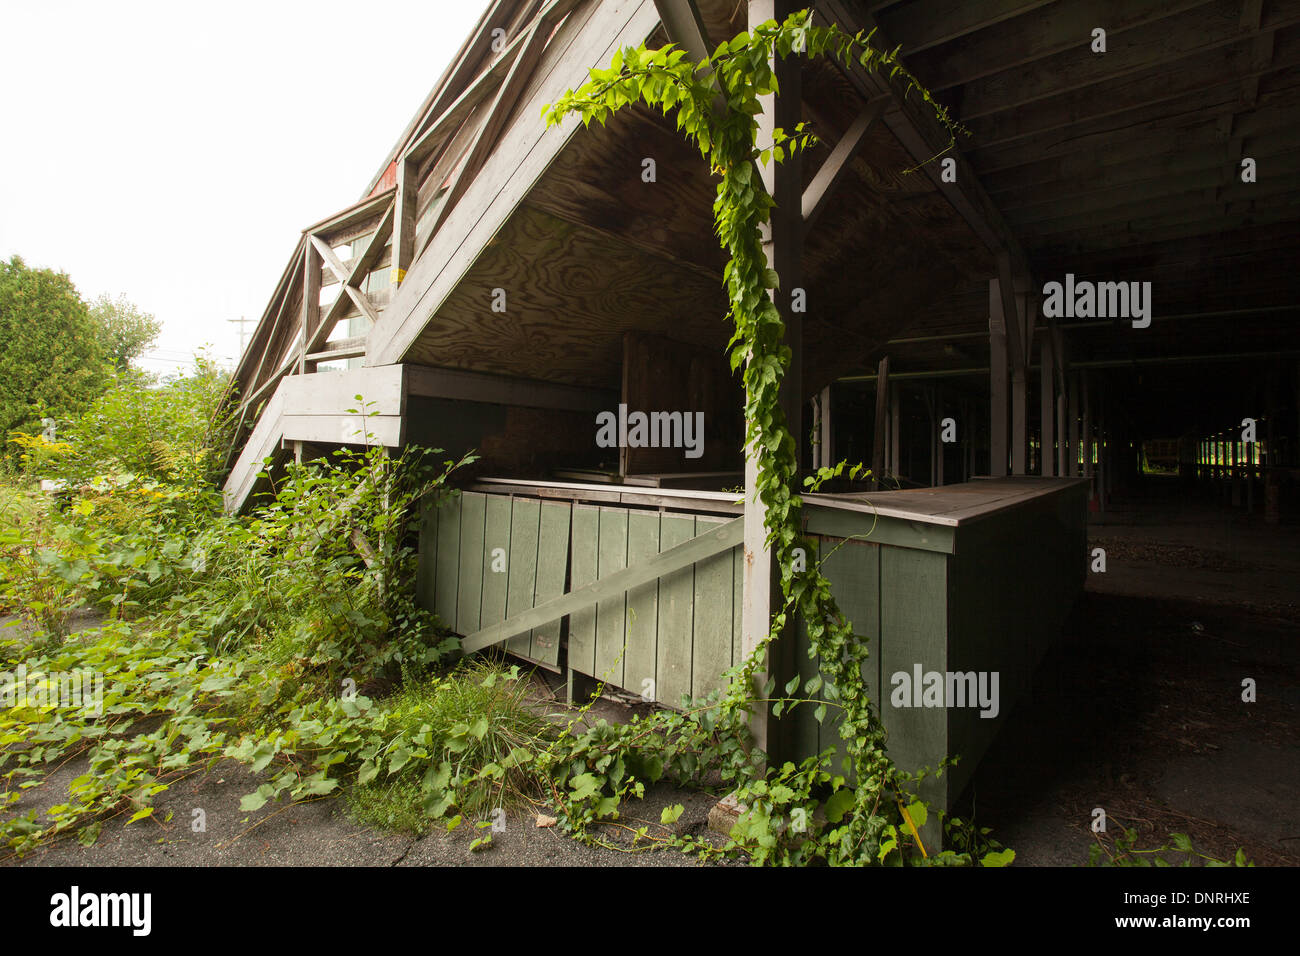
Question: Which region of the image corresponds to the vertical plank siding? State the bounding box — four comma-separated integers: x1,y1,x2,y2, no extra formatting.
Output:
656,514,697,709
418,480,1087,829
530,500,571,667
593,506,630,688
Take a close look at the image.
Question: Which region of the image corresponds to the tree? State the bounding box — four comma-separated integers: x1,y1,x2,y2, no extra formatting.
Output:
0,255,108,441
88,292,161,371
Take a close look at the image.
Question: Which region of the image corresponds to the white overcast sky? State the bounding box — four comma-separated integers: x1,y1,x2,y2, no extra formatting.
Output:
0,0,491,374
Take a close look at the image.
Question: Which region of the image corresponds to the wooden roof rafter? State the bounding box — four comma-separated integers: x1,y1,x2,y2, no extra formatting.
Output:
814,0,1032,280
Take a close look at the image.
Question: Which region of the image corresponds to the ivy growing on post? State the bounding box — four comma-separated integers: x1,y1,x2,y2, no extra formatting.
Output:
543,10,995,864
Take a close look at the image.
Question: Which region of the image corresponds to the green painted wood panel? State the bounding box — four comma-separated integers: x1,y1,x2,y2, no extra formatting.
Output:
416,495,438,614
624,511,660,701
656,514,696,709
732,543,743,668
529,500,571,668
568,504,600,675
479,495,511,628
455,492,486,635
433,492,460,628
691,514,733,701
505,497,540,659
879,545,948,827
816,536,881,776
593,507,628,687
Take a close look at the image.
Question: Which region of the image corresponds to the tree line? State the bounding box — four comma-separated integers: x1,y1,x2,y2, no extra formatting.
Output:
0,255,163,444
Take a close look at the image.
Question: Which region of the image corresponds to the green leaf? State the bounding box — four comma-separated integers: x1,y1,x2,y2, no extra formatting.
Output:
824,788,854,823
661,804,685,825
980,848,1016,867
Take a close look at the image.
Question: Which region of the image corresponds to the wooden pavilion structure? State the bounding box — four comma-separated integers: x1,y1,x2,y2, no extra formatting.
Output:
220,0,1300,824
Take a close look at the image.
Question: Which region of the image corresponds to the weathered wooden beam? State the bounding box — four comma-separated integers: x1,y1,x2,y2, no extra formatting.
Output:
461,515,744,653
405,364,613,412
310,204,395,357
971,77,1300,176
910,0,1219,92
876,0,1055,56
406,0,586,165
990,132,1300,209
964,29,1300,150
241,241,305,408
302,187,395,243
343,285,382,327
652,0,727,115
801,96,888,234
653,0,713,61
391,156,418,287
369,0,661,366
361,0,511,196
300,243,322,375
232,237,305,400
280,365,406,417
954,0,1300,122
817,0,1032,279
281,414,403,449
305,338,367,364
870,355,889,489
310,234,352,285
426,16,552,239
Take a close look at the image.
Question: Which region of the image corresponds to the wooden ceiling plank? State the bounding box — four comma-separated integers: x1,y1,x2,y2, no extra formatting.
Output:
965,25,1300,150
969,69,1300,173
909,0,1218,92
956,0,1300,122
875,0,1055,56
816,0,1031,277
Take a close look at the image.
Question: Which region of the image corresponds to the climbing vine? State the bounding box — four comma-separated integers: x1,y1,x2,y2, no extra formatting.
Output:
538,10,995,865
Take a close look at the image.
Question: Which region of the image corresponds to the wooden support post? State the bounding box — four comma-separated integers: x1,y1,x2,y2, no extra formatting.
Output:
995,255,1030,475
1040,333,1056,477
300,243,322,375
1010,295,1031,475
1082,373,1093,490
964,398,974,480
988,278,1009,477
889,382,901,484
1054,326,1069,478
934,382,945,486
391,155,418,287
1067,372,1080,478
871,357,889,490
742,0,801,764
818,384,834,469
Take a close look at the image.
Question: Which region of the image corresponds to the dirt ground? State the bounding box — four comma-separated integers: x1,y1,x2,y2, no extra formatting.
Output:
5,481,1298,867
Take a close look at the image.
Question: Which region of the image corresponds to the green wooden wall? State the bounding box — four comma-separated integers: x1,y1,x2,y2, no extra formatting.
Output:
419,481,1088,831
420,492,742,702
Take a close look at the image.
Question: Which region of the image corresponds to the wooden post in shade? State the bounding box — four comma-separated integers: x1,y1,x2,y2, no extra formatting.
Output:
818,384,834,469
934,381,945,486
1066,372,1080,478
741,0,802,765
1040,334,1056,476
988,278,1009,477
871,357,890,490
890,382,901,484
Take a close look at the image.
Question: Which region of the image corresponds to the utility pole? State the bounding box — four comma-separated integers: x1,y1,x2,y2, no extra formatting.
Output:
227,315,254,356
